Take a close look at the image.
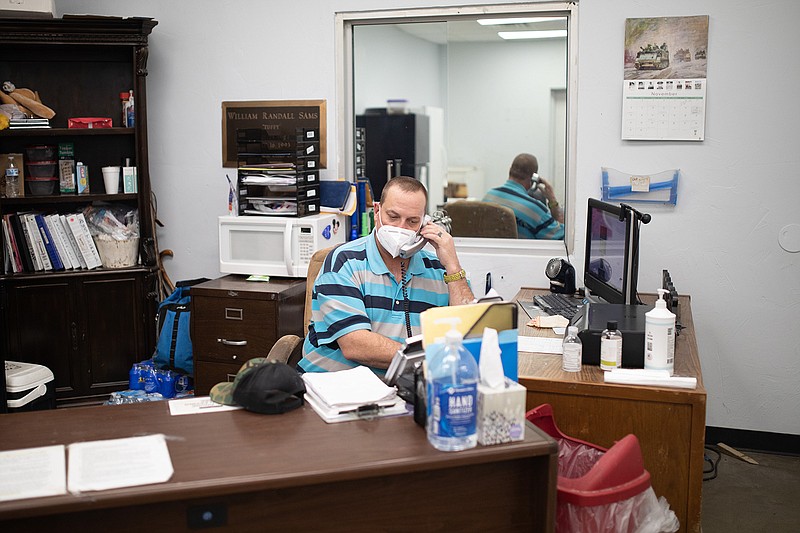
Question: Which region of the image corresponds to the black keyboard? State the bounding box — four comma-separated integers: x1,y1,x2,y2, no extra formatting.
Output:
533,293,583,321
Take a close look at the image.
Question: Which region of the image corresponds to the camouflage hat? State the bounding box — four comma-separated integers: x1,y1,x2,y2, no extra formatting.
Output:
210,358,306,414
209,357,266,406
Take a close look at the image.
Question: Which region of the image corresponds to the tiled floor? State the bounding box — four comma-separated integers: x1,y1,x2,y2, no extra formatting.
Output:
701,448,800,532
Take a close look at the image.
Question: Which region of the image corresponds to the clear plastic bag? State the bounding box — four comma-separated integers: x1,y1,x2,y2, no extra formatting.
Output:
83,205,139,241
528,404,679,533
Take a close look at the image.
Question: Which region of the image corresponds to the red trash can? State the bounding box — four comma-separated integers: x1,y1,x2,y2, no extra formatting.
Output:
526,403,679,533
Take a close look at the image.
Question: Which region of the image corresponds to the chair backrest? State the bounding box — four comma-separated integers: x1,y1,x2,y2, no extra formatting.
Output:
445,200,518,238
303,245,338,336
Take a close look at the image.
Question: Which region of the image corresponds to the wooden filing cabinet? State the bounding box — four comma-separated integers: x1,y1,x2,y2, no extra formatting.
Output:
190,275,306,395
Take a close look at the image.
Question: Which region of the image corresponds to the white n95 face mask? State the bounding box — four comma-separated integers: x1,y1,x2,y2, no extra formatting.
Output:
376,215,419,258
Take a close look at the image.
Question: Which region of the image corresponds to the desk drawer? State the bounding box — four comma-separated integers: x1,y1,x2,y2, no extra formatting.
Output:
192,297,278,362
195,360,242,396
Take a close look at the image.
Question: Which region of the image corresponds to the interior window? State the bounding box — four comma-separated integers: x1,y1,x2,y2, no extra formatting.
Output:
338,3,577,251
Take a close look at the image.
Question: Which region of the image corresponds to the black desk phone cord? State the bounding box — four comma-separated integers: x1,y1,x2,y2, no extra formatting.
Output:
400,260,412,337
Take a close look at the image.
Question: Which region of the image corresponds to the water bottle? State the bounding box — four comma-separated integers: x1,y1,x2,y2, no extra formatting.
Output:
5,155,20,198
426,327,479,451
600,320,623,371
562,325,582,372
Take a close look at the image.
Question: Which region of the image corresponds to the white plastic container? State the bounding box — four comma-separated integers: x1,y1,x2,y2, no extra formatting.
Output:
5,360,55,411
644,289,676,375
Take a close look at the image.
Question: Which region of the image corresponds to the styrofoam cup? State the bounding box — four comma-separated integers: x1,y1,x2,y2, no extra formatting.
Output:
102,166,120,194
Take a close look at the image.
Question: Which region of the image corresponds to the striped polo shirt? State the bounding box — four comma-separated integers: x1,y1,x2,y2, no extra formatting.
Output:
483,180,565,240
299,232,450,375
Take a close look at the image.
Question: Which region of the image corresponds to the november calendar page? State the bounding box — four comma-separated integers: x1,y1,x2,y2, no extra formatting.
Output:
622,15,709,141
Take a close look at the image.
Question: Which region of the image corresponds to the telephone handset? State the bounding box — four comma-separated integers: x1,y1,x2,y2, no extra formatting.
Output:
528,173,547,203
398,211,453,259
398,215,432,259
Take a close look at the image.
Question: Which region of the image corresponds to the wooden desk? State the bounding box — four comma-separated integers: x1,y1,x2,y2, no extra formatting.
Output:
516,288,706,533
0,401,558,532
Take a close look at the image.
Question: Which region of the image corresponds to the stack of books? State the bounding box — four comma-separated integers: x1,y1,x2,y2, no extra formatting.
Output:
2,211,104,274
8,118,51,129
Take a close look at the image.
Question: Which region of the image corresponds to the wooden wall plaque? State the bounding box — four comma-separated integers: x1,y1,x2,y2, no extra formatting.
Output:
221,99,326,168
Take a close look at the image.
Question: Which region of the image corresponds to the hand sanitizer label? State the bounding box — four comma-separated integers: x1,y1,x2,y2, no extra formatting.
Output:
430,382,477,438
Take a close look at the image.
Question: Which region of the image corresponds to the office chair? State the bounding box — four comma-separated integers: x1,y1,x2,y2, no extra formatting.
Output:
445,200,518,239
265,245,338,368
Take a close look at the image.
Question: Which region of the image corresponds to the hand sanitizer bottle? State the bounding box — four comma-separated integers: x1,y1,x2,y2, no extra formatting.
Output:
426,322,478,451
645,289,676,375
600,320,623,371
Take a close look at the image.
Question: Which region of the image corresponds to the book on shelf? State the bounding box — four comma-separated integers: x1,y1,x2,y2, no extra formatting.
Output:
20,213,46,271
34,214,64,271
66,213,102,269
45,214,77,270
8,118,51,129
59,214,87,270
1,215,21,273
9,214,35,272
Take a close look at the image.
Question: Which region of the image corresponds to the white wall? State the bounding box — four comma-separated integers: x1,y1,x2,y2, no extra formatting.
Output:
55,0,800,437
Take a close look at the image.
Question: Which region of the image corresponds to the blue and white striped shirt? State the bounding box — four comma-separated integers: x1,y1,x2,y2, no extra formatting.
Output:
299,233,450,375
483,180,564,240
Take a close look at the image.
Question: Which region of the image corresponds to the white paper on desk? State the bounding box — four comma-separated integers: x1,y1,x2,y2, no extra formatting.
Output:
168,396,242,416
301,366,397,409
67,434,173,494
0,445,66,502
517,336,564,354
604,369,697,389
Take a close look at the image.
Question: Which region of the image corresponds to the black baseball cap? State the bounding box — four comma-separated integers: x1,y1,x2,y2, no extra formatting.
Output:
211,358,305,414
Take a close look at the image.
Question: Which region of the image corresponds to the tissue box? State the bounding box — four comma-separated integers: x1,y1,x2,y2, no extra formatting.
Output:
477,378,526,445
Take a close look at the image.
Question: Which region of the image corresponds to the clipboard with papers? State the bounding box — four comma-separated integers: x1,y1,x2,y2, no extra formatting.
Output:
301,366,410,423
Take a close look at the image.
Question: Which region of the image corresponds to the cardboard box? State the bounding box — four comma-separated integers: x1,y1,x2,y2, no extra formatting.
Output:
122,166,137,193
76,162,89,194
477,378,526,445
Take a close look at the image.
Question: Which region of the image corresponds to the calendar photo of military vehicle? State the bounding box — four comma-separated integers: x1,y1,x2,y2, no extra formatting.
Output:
624,16,709,80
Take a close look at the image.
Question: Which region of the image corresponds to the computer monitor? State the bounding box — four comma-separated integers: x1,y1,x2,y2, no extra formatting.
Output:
583,198,639,305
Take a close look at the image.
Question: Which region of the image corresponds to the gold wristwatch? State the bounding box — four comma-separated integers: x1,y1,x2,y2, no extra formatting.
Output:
443,268,466,284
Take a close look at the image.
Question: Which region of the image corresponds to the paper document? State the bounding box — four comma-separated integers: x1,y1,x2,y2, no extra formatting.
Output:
517,336,564,354
604,369,697,389
67,434,173,493
0,445,66,502
168,396,242,416
301,366,397,409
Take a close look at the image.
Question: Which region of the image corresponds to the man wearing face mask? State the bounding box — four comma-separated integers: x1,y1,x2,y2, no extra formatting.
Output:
298,176,474,375
483,153,564,239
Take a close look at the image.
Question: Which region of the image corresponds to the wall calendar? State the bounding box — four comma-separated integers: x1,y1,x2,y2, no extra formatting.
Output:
622,16,709,141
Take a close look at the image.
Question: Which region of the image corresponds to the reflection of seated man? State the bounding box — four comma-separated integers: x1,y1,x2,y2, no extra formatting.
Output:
482,153,564,239
299,176,475,375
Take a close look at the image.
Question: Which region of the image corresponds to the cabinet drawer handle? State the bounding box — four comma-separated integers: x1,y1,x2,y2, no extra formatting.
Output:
218,338,247,346
225,308,243,320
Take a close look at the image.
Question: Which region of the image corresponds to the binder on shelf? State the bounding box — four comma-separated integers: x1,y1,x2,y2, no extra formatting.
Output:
22,213,49,271
46,214,77,270
66,213,102,269
9,215,35,272
34,214,64,271
59,215,87,270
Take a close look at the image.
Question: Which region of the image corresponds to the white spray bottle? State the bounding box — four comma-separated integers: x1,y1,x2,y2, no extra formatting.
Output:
644,288,676,375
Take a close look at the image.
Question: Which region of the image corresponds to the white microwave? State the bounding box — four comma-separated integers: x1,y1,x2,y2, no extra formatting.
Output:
219,214,347,278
